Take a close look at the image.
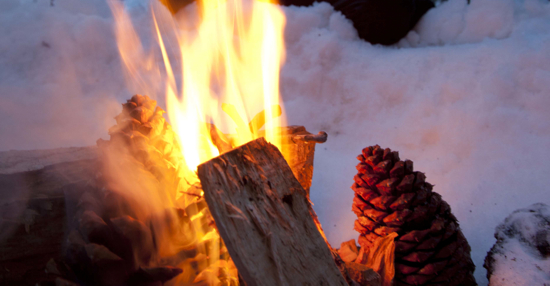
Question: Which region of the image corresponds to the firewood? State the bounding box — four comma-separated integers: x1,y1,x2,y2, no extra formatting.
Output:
78,210,112,247
279,126,326,197
344,262,382,286
339,239,360,262
55,277,82,286
110,215,154,267
197,137,347,286
0,160,99,285
65,230,131,286
128,266,184,285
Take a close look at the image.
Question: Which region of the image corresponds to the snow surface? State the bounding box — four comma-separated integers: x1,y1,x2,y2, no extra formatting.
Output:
2,0,550,284
486,203,550,285
0,146,97,174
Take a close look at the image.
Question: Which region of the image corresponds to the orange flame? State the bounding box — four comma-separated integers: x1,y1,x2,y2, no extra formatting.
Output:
108,0,287,284
160,0,286,171
110,0,286,172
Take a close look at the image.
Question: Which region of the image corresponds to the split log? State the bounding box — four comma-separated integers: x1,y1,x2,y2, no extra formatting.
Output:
197,137,347,286
216,125,326,197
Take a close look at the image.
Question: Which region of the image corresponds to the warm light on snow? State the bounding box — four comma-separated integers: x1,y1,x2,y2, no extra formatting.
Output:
2,0,550,284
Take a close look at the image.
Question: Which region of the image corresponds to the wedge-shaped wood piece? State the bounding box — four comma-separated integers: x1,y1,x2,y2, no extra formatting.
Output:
197,137,347,286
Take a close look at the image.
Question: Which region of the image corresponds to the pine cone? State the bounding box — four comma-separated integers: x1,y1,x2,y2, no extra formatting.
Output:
100,94,186,192
352,145,476,286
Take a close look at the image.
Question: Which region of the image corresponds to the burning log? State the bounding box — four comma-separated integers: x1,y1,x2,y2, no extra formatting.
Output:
0,94,328,285
279,126,326,197
216,104,327,197
197,137,347,286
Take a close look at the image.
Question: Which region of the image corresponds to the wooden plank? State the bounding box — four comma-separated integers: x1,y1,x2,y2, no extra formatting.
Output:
197,137,347,286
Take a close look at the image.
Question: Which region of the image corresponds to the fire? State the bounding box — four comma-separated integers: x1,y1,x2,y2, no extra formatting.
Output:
159,0,286,173
110,0,286,172
107,0,287,284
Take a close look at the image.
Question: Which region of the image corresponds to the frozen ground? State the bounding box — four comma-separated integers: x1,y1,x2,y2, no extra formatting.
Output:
1,0,550,284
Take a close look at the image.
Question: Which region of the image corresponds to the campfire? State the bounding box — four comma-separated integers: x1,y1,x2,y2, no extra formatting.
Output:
89,92,331,285
0,0,479,285
64,0,346,284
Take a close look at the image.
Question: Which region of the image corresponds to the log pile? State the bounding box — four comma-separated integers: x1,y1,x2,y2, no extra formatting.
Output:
61,94,234,285
279,126,327,197
0,95,331,286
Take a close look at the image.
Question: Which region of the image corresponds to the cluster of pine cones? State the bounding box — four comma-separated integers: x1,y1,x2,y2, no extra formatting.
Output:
351,145,476,286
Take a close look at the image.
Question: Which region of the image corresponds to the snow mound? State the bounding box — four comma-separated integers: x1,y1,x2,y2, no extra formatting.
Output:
399,0,550,47
484,203,550,285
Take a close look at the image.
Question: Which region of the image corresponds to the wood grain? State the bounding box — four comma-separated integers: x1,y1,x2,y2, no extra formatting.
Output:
198,137,347,286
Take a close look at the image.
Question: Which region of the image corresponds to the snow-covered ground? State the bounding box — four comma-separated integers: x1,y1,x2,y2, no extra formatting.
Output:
485,203,550,285
1,0,550,284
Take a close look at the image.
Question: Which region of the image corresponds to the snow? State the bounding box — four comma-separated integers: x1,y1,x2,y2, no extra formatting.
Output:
1,0,550,284
485,203,550,285
0,146,97,174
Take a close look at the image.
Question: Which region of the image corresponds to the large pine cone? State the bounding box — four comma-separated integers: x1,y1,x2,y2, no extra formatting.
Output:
352,145,476,286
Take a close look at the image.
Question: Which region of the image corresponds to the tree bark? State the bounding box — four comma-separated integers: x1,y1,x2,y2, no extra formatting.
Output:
197,137,347,286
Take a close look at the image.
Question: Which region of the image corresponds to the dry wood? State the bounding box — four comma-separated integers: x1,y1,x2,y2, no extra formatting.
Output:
197,137,347,286
344,262,381,286
279,126,323,196
339,239,360,262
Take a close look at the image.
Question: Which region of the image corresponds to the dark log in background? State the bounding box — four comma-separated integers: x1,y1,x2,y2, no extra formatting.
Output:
160,0,435,45
0,158,99,285
198,137,347,286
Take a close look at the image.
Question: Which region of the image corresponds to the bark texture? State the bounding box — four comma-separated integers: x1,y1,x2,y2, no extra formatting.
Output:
198,137,347,286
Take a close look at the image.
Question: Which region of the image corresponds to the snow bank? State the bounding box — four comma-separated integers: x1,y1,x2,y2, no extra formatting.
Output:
2,0,550,284
0,0,124,151
280,1,550,284
484,203,550,285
